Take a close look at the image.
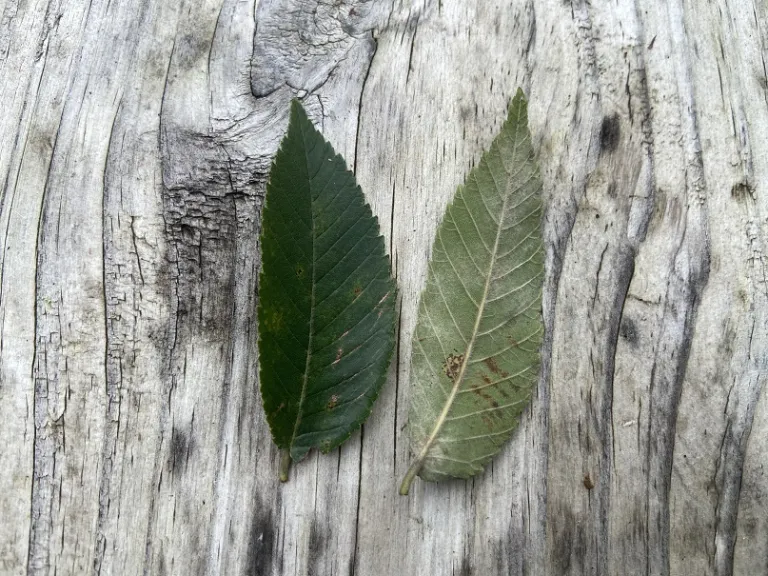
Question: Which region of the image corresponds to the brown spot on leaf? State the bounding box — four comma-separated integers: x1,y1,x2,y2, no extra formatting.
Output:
481,373,492,384
484,357,500,374
443,353,464,381
333,348,343,366
327,395,339,410
470,382,500,409
353,285,362,298
507,336,519,347
583,474,594,490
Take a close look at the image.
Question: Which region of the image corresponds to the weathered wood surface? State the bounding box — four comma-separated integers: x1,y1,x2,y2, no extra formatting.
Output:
1,0,766,574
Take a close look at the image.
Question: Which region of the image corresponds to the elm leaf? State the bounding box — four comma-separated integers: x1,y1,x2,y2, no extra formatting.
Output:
258,100,396,481
399,90,544,495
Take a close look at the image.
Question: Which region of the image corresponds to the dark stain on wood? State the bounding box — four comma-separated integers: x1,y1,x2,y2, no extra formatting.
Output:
498,523,524,574
550,501,587,572
551,504,574,571
308,518,325,575
246,493,276,576
600,114,620,153
157,126,257,382
583,473,594,490
731,181,752,202
175,33,212,72
169,426,192,473
619,317,638,346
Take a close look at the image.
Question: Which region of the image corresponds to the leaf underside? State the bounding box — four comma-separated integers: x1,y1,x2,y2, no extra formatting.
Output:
400,89,543,494
258,101,396,472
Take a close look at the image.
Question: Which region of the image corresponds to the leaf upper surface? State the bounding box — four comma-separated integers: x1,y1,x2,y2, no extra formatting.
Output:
258,101,396,473
400,90,543,494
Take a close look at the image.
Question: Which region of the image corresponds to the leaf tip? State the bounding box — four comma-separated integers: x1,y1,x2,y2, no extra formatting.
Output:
288,98,312,131
510,87,528,116
289,97,303,114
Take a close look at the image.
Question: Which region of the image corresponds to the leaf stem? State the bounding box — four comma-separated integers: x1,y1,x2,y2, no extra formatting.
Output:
279,449,291,482
399,193,509,495
399,462,420,495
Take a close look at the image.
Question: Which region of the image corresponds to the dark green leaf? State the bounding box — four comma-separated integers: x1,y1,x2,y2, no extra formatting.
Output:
258,100,396,480
400,90,544,494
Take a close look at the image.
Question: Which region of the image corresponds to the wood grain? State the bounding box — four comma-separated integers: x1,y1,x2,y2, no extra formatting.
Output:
0,0,766,574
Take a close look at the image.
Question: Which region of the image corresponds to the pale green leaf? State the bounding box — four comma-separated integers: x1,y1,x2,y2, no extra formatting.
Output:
400,89,543,494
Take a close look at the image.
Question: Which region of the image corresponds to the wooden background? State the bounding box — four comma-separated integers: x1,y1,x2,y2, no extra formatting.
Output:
1,0,767,574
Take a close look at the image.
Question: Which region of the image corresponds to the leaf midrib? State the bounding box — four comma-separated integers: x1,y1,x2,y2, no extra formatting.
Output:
400,190,510,492
288,122,318,457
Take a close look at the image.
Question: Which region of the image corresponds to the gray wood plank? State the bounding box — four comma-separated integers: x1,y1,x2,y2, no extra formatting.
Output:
0,0,766,575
